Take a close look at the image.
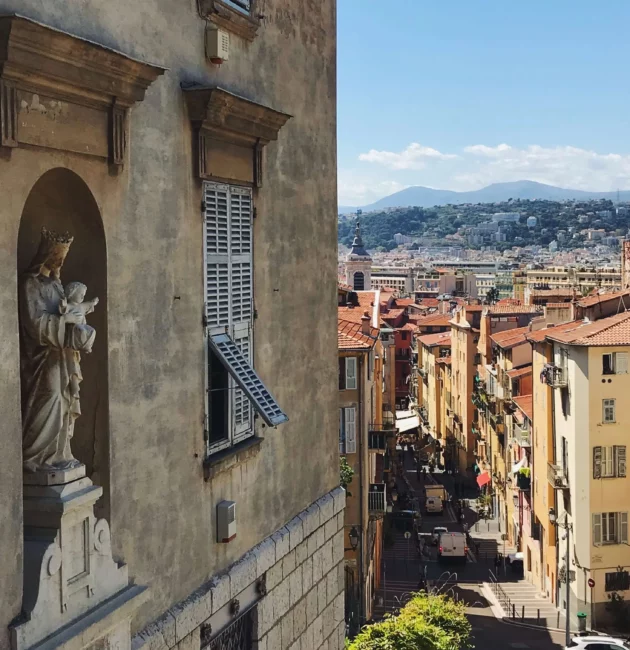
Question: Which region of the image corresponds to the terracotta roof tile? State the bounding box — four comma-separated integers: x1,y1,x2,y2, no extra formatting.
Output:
401,322,419,331
338,291,377,324
530,289,575,297
497,298,522,305
526,321,580,343
513,394,533,421
338,318,379,350
338,282,353,292
418,331,452,348
382,308,405,320
576,289,630,308
545,311,630,346
395,298,416,307
545,303,573,308
491,326,530,349
436,357,452,365
507,365,532,379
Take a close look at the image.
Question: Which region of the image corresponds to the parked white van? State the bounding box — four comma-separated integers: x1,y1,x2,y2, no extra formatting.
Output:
438,532,467,562
426,496,443,514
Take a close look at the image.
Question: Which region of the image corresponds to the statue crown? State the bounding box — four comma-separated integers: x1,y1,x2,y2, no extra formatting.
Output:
41,227,74,246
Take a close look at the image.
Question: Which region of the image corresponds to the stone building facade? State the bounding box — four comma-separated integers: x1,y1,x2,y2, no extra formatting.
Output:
0,1,341,649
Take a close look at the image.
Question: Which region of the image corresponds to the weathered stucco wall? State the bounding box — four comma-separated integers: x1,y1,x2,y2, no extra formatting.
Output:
0,0,337,642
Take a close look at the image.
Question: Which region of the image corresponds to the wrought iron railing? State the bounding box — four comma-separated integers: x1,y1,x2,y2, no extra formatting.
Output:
368,483,386,512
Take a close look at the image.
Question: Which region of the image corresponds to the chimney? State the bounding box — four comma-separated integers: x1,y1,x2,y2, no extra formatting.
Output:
361,311,371,335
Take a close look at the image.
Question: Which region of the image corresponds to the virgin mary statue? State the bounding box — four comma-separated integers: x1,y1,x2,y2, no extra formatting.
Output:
19,227,97,473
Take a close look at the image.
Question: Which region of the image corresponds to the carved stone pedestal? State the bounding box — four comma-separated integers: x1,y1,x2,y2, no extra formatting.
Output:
11,475,147,650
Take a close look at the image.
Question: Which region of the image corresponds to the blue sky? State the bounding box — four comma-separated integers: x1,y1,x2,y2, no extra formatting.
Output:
338,0,630,206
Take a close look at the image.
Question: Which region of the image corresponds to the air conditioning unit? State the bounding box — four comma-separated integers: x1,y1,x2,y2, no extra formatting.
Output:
206,27,230,64
217,500,236,543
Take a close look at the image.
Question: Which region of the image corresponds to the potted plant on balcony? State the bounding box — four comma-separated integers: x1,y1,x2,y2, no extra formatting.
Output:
517,467,531,490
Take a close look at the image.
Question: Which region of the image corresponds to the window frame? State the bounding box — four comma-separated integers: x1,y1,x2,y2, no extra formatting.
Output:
339,407,357,454
593,512,628,545
603,352,628,376
605,570,630,593
603,398,616,424
344,357,357,390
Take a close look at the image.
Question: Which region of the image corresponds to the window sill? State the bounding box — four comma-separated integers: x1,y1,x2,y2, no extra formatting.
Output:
203,436,264,481
199,0,260,42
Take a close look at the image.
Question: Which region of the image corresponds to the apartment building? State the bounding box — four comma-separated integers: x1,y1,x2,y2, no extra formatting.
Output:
0,3,342,650
338,314,387,634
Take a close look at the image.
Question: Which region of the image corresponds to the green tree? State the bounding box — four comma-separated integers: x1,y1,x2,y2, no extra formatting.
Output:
485,287,500,305
347,592,472,650
340,456,355,496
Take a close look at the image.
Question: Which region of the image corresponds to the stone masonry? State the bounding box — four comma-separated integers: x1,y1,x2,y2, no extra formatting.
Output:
133,487,346,650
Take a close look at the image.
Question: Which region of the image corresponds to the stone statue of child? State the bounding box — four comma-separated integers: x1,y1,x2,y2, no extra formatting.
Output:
59,281,99,400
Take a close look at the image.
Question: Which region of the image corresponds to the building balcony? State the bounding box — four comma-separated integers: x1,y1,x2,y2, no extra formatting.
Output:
489,413,504,433
547,462,569,490
515,472,531,492
368,429,391,451
512,423,531,447
368,483,386,513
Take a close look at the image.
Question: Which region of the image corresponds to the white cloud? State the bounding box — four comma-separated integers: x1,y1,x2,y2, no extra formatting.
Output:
338,172,408,206
358,142,458,170
463,143,512,156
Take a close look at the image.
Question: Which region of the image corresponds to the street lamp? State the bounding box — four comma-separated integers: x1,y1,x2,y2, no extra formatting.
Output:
549,507,573,646
349,526,360,551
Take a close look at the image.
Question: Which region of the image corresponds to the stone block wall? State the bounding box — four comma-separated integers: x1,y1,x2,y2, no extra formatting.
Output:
133,487,346,650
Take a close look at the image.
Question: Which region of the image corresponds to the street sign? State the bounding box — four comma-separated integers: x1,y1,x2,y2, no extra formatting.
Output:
404,531,411,539
588,578,595,589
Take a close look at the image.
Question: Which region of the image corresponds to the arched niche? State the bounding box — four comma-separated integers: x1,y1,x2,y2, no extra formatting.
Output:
353,271,365,291
17,168,110,519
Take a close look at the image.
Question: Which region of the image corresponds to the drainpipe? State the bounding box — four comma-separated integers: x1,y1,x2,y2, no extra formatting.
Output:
358,355,365,629
550,342,560,606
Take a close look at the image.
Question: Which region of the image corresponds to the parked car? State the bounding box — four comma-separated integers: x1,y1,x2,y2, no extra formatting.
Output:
565,635,630,649
426,496,444,514
431,526,448,545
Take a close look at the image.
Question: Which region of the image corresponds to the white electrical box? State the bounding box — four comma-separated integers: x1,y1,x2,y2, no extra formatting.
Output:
206,27,230,63
217,500,236,543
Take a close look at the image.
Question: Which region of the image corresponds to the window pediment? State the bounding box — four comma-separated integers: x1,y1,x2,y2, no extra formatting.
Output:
0,15,165,165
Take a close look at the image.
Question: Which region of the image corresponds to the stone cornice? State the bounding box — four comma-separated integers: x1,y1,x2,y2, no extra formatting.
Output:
198,0,261,42
0,15,166,109
183,86,291,146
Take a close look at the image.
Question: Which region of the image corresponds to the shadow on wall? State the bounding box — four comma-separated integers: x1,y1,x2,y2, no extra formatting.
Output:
17,167,111,520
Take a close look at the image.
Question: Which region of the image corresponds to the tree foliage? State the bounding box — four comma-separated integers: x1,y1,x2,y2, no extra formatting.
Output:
346,592,472,650
340,456,355,496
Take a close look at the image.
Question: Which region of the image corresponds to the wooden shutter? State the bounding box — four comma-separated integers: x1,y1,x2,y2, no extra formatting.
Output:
345,407,357,453
617,352,629,375
232,324,252,439
229,187,253,325
593,513,602,546
346,357,357,390
204,183,230,330
593,446,602,479
620,512,629,544
339,409,345,453
617,446,627,478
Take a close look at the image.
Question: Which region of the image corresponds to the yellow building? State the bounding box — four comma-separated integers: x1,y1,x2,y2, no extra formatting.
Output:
338,298,389,632
532,312,630,627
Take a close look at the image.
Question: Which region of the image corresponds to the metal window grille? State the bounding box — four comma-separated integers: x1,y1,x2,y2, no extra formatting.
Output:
202,605,256,650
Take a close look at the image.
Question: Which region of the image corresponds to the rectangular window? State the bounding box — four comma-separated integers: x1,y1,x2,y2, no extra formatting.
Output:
339,407,357,454
341,357,357,390
603,352,628,375
204,182,287,454
603,399,616,424
594,446,627,478
221,0,252,15
606,571,630,592
593,512,628,545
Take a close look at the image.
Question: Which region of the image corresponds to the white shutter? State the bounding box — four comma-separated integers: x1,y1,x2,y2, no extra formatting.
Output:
617,446,627,478
621,512,629,544
617,352,629,375
346,357,357,390
345,407,356,454
204,183,230,331
593,446,602,479
230,187,253,324
593,513,602,546
233,324,252,439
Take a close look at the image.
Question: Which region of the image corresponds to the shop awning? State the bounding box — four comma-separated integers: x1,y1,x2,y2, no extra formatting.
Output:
476,472,491,488
397,416,420,433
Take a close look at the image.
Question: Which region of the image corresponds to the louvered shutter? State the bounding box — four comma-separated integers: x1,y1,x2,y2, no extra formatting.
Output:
230,187,252,324
593,513,602,546
345,407,356,453
617,352,629,375
346,357,357,390
593,446,602,479
233,324,252,439
621,512,629,544
617,446,627,478
204,183,230,331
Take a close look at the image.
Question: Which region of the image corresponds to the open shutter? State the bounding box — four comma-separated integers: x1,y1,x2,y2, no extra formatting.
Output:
593,514,602,546
593,446,602,479
617,446,627,478
617,352,629,375
346,357,357,390
229,187,253,325
233,324,252,439
204,183,230,330
621,513,629,544
345,407,356,453
339,409,345,453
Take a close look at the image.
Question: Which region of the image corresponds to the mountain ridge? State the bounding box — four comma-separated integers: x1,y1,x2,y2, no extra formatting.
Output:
339,180,630,213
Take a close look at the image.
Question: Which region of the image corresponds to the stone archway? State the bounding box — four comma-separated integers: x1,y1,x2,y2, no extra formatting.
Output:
18,168,110,518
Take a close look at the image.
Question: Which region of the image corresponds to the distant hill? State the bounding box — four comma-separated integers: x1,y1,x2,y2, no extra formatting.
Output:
338,180,630,213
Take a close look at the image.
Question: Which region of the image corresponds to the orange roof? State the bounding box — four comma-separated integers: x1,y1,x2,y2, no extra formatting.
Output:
507,365,532,379
382,308,405,320
436,357,452,365
338,319,378,350
489,304,543,315
418,331,452,348
401,322,419,331
576,289,630,308
394,298,416,307
465,305,483,312
338,291,377,324
526,321,580,343
546,302,573,308
530,289,575,297
338,282,353,292
491,326,530,349
415,312,452,327
513,394,533,421
545,311,630,346
497,298,522,305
